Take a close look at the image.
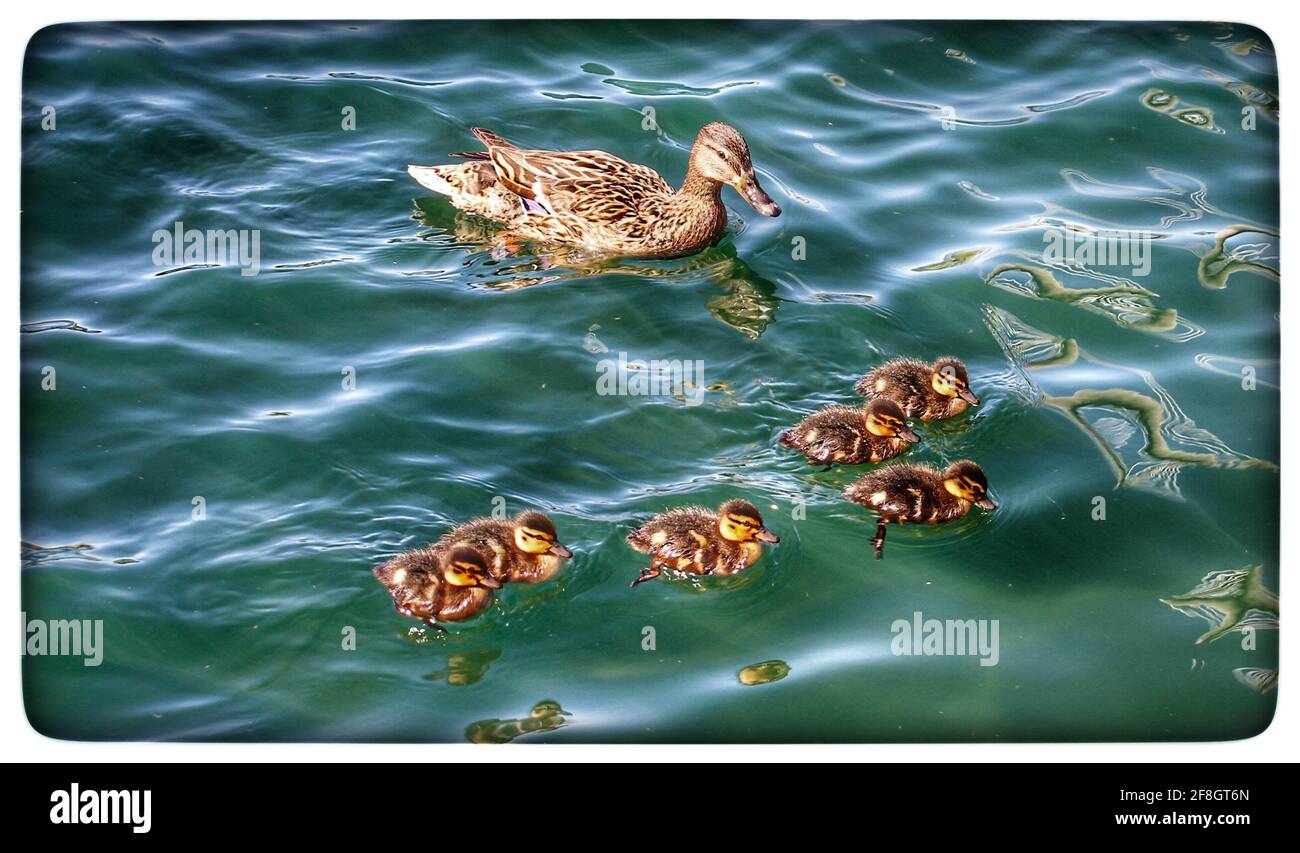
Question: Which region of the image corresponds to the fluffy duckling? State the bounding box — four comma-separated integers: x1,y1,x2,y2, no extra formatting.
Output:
854,357,979,420
626,499,779,587
780,396,920,468
844,460,996,559
373,544,502,629
429,511,573,584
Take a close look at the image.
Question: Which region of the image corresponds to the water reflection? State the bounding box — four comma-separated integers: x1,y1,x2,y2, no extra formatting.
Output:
465,699,571,743
985,262,1180,335
1197,224,1279,289
1140,87,1222,133
738,659,790,686
422,647,502,686
412,207,780,338
984,306,1275,498
1160,566,1278,644
1232,667,1277,694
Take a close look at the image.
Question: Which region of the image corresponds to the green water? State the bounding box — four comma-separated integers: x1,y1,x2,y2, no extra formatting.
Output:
21,20,1278,742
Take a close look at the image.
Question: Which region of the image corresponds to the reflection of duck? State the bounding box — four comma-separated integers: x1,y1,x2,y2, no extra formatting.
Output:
429,511,573,584
465,700,571,744
626,500,779,587
845,461,996,559
408,122,780,258
373,545,501,629
780,396,919,467
854,357,979,420
1161,566,1278,644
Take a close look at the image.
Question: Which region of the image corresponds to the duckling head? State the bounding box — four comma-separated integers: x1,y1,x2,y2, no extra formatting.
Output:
689,122,781,218
942,460,997,509
717,499,780,543
442,545,502,589
864,397,920,443
930,357,980,405
512,511,573,558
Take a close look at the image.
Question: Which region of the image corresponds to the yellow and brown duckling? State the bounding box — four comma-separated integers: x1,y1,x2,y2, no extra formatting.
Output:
780,396,920,469
428,511,573,585
844,460,996,559
854,357,979,421
626,499,780,587
373,544,502,630
408,122,781,258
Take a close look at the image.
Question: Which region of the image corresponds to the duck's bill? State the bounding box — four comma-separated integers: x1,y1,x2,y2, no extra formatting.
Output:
755,528,781,543
900,427,921,443
741,178,781,217
975,497,997,510
548,542,574,558
959,388,981,405
478,575,503,589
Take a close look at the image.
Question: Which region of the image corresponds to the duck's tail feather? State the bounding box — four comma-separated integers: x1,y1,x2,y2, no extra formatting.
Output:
471,127,516,150
407,164,456,195
449,150,491,160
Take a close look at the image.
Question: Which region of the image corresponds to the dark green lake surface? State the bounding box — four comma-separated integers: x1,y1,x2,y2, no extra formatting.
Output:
21,20,1279,742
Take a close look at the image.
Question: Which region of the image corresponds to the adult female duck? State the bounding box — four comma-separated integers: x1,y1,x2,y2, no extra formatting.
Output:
408,122,781,258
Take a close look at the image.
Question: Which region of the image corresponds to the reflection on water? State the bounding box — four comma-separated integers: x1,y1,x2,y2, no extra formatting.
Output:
985,262,1179,335
738,660,790,686
1197,224,1280,289
1140,87,1221,133
985,305,1275,499
412,206,780,338
465,700,571,744
1044,388,1274,497
912,247,988,272
1161,566,1278,644
422,647,502,686
1232,668,1277,694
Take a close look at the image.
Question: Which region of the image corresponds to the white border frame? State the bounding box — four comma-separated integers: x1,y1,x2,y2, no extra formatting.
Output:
5,1,1293,762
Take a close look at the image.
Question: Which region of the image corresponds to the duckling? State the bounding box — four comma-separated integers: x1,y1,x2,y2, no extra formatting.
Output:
844,460,996,559
429,510,573,584
626,499,779,587
854,357,979,420
780,396,920,468
373,544,502,629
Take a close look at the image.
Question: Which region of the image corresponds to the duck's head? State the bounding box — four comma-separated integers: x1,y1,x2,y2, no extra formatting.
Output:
942,460,996,509
689,122,781,218
512,511,573,558
864,397,920,443
442,545,502,589
717,499,780,543
930,357,980,405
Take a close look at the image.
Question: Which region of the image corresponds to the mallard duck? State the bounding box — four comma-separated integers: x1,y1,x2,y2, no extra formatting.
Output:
626,499,779,587
407,122,781,258
373,544,501,629
780,396,920,468
428,511,573,584
844,460,996,559
854,357,979,420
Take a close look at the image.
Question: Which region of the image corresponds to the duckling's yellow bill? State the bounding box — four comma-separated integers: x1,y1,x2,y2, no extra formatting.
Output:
479,575,503,589
740,177,781,217
755,528,780,543
900,426,921,443
548,542,573,558
975,497,997,510
959,388,980,405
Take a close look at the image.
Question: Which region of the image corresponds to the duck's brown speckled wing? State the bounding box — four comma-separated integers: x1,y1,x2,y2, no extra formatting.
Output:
487,144,671,214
